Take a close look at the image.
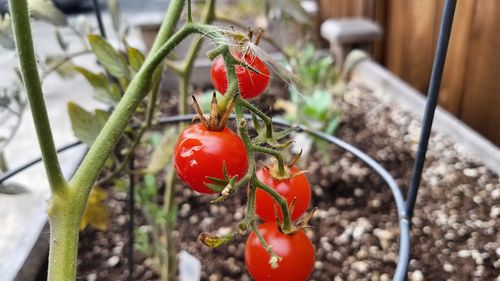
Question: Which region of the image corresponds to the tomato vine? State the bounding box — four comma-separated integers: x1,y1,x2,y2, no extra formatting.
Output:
8,0,316,279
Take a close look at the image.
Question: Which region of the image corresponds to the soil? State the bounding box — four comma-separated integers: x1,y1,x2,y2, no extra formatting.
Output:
77,82,500,281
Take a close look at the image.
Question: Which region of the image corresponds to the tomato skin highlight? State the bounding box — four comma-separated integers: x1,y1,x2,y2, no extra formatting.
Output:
255,166,311,221
245,222,315,281
210,54,270,99
174,123,248,194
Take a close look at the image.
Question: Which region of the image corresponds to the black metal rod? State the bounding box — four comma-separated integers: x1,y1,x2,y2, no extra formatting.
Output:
128,155,135,281
0,141,82,184
406,0,457,219
92,0,107,38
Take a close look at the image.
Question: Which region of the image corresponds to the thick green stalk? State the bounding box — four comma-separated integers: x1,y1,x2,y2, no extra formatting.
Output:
150,0,185,53
47,13,203,281
8,0,67,193
46,193,81,280
70,23,200,205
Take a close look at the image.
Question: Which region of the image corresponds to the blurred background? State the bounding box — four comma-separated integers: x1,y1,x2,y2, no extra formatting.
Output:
316,0,499,146
1,0,498,145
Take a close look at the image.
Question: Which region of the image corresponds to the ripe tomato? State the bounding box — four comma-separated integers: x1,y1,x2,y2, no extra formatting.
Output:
174,123,248,194
255,166,311,221
210,53,270,99
245,222,315,281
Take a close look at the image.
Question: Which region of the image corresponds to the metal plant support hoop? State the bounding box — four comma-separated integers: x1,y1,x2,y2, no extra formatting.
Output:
0,0,457,280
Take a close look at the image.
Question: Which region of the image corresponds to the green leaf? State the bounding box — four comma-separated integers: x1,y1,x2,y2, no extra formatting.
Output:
145,127,178,174
45,56,75,79
127,47,145,72
87,34,129,79
73,66,121,104
28,0,68,26
68,102,110,146
199,232,235,248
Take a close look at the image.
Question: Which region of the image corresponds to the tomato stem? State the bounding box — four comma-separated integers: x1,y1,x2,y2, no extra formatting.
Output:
187,0,193,23
8,0,67,195
249,221,282,269
237,96,273,139
254,179,293,233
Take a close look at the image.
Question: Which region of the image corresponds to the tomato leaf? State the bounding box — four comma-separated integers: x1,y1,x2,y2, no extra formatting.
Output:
88,34,129,79
199,233,229,248
73,66,121,104
127,47,145,72
45,56,75,79
145,127,178,174
68,102,110,146
80,186,109,231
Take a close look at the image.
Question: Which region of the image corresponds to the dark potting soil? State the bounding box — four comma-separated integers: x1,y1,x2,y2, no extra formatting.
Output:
77,82,499,281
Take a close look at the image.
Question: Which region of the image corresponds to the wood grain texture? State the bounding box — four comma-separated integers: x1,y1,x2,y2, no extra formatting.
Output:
459,0,500,145
318,0,500,145
438,0,475,115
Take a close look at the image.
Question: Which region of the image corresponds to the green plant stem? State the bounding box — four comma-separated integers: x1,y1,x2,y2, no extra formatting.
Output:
150,0,185,54
177,0,216,114
234,98,291,234
238,185,257,230
162,165,176,281
9,0,67,193
251,145,286,175
249,220,281,265
59,22,218,280
219,51,240,111
46,2,193,279
254,179,293,233
71,23,202,198
186,0,193,23
46,196,81,281
238,96,273,138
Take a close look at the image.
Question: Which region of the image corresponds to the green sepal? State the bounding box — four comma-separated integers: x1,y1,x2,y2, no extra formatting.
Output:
252,125,296,149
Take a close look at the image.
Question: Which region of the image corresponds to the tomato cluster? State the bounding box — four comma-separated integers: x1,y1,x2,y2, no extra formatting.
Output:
173,52,315,281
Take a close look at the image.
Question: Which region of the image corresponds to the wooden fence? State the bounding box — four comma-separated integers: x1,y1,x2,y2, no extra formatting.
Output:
318,0,500,146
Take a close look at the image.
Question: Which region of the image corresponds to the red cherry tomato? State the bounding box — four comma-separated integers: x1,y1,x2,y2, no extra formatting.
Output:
210,53,270,99
245,222,315,281
255,166,311,221
174,123,248,194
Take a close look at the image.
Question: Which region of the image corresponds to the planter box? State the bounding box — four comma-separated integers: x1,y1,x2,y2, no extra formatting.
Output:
349,54,500,176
